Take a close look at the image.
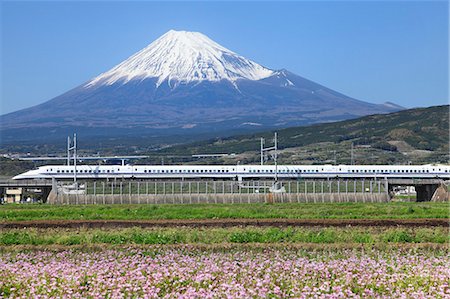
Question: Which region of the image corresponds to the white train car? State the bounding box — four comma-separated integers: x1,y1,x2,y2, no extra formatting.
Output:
12,164,450,180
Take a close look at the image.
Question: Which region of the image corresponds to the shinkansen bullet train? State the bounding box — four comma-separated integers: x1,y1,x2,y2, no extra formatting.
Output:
12,164,450,180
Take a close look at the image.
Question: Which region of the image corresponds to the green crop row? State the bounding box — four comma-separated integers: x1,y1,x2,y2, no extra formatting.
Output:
1,202,448,221
0,227,447,246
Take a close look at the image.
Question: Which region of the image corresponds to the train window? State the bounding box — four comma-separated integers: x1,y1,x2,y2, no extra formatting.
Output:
57,170,60,173
144,170,147,173
170,170,173,173
89,170,92,173
107,170,110,173
162,170,165,173
226,170,229,173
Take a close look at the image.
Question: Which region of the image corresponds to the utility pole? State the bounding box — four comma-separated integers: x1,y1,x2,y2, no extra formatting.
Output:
259,132,278,182
351,142,354,165
67,136,71,166
260,138,264,165
67,133,77,185
274,132,278,182
74,133,77,184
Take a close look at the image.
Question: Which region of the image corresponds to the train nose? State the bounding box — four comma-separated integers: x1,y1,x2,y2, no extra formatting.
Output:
12,174,26,180
12,170,36,180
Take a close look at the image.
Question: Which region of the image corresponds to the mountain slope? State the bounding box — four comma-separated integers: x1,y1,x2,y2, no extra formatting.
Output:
158,105,449,165
1,30,401,143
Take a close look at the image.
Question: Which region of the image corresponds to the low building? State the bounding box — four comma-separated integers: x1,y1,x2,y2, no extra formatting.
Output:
5,187,23,203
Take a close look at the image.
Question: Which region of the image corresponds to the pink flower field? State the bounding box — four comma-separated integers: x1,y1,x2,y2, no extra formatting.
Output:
0,248,448,298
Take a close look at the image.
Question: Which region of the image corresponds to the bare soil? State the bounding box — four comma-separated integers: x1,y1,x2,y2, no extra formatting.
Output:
0,218,447,229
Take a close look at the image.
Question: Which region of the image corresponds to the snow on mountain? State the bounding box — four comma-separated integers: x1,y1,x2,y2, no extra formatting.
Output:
85,30,274,88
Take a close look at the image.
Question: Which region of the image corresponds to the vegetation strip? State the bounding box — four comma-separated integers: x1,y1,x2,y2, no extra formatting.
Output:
0,218,448,229
0,227,448,245
0,202,448,221
1,243,448,253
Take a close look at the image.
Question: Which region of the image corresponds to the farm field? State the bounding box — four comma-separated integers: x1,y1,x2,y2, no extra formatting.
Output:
0,202,448,221
1,247,448,298
1,202,448,298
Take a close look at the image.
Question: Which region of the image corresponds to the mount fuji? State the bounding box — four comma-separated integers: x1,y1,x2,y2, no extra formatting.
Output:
1,30,402,144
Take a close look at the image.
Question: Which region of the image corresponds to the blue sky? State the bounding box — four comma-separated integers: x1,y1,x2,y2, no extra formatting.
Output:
1,1,448,114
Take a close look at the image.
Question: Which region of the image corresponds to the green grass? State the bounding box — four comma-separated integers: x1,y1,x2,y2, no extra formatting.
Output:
0,202,448,222
0,227,447,246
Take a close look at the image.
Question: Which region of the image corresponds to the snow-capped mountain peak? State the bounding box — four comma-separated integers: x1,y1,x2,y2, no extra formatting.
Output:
86,30,274,88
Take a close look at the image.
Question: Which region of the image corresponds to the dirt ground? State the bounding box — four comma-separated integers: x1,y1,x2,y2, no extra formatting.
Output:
0,218,447,229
